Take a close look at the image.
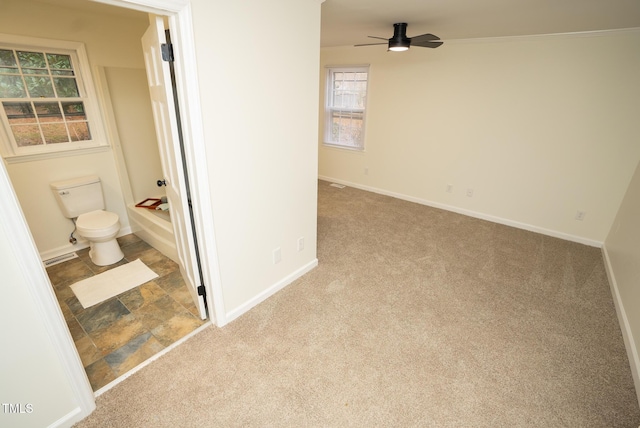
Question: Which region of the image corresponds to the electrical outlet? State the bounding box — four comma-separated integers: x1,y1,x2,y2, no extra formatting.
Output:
575,210,586,221
273,247,281,264
297,237,304,252
446,184,453,193
466,188,474,197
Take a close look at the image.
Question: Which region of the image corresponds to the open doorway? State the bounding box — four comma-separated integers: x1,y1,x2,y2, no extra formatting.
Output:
1,2,220,398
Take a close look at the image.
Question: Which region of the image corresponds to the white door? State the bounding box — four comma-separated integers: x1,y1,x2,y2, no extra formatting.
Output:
142,16,206,319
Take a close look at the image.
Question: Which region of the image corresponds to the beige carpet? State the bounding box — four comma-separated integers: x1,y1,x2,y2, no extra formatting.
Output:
75,181,640,427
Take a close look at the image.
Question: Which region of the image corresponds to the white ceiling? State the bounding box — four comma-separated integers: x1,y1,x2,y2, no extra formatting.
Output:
321,0,640,47
30,0,146,17
27,0,640,47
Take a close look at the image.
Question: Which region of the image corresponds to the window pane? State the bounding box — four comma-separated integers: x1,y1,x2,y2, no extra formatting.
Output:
331,111,363,148
51,70,74,76
68,121,91,141
0,75,26,97
11,124,43,146
22,68,48,75
53,77,79,97
24,75,55,97
17,51,46,69
46,54,72,70
62,102,86,120
0,49,17,67
0,67,19,74
331,71,367,109
34,102,63,122
3,102,35,123
41,123,69,144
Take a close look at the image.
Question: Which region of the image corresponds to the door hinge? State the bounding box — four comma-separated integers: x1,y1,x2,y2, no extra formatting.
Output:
197,284,206,297
161,43,174,62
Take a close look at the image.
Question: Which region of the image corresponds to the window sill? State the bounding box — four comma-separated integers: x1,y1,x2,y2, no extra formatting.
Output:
3,145,111,164
322,142,365,153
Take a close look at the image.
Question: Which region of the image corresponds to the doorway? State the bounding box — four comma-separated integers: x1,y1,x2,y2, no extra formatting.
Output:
0,3,203,390
0,2,220,410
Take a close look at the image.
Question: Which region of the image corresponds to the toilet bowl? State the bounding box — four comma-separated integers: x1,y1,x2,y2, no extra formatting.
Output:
76,210,124,266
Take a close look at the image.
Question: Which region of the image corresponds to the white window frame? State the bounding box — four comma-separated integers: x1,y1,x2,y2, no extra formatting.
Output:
323,65,369,151
0,34,108,163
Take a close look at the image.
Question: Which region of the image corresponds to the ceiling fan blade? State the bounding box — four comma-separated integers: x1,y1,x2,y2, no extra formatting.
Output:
411,40,444,49
410,33,440,43
411,33,443,48
355,42,387,47
367,36,389,41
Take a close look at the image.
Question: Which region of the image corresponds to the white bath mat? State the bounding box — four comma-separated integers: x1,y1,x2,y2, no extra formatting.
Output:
71,259,158,309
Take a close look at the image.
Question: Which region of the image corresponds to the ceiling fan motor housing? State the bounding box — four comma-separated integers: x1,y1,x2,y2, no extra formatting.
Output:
389,23,411,49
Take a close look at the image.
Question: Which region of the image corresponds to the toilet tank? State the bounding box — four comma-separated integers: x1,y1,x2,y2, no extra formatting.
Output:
50,175,106,219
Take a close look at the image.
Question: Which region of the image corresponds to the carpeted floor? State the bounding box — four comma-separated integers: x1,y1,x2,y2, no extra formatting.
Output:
74,181,640,427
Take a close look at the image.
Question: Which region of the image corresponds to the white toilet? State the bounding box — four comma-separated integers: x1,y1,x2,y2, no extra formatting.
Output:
50,175,124,266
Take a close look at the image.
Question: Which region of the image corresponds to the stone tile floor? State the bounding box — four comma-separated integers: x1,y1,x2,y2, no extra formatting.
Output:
46,234,206,391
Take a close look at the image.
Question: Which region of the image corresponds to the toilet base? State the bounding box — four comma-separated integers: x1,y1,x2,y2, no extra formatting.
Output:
88,238,124,266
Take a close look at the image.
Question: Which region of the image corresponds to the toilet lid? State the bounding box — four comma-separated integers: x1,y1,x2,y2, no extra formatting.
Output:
76,210,119,230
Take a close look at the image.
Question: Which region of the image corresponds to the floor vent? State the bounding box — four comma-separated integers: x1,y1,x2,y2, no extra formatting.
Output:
330,183,346,189
44,252,78,267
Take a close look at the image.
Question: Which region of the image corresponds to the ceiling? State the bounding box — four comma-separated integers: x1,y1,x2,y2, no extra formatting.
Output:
321,0,640,47
32,0,146,16
27,0,640,47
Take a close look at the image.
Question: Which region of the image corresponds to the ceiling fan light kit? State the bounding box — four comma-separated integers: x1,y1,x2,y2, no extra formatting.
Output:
388,23,411,51
355,22,443,52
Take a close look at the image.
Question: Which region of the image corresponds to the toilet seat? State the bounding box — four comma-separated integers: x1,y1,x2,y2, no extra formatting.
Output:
76,210,120,239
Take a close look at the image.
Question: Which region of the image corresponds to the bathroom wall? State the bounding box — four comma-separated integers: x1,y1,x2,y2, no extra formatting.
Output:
102,66,164,205
0,0,151,260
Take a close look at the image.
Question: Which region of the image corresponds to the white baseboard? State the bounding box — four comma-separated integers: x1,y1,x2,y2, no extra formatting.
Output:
40,242,89,263
602,246,640,408
318,175,603,248
225,259,318,324
49,406,85,428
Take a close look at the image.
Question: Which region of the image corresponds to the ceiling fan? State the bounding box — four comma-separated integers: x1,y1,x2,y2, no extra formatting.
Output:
355,23,443,52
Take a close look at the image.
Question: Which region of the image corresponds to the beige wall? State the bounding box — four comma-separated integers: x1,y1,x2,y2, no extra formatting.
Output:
0,0,152,259
102,66,164,204
191,0,321,315
605,159,640,403
319,30,640,244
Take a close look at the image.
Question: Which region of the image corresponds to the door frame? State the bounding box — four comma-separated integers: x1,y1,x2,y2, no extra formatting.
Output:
94,0,226,325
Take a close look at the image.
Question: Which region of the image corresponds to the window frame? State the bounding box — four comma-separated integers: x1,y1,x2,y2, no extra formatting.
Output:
0,33,108,162
323,65,369,151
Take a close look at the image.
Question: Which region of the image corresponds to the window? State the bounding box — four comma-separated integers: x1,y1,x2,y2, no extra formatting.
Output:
324,66,369,150
0,34,106,160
